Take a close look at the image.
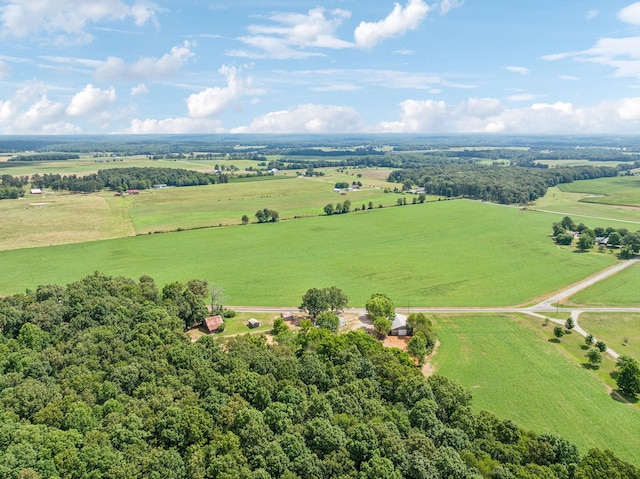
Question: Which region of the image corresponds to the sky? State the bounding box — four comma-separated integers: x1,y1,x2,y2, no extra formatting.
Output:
2,0,640,135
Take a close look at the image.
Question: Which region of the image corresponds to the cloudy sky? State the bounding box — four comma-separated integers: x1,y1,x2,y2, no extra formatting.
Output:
2,0,640,135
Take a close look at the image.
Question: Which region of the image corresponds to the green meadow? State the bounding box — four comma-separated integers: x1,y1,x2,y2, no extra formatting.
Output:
0,200,616,305
579,313,640,362
567,262,640,306
432,314,640,465
558,175,640,207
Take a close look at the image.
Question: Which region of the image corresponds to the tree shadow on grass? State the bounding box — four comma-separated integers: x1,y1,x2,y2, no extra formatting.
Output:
580,345,589,350
610,389,638,405
581,362,600,370
548,338,561,343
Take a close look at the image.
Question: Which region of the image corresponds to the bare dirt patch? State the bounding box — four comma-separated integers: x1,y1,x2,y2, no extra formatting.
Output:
422,340,440,377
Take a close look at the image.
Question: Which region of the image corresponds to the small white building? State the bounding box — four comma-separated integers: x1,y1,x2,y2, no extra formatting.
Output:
389,313,412,336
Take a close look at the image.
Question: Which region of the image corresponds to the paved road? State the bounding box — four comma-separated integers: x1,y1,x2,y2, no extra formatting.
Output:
230,259,640,359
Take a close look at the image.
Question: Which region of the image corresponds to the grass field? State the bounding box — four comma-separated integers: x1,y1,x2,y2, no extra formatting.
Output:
579,313,640,362
566,262,640,306
0,200,617,305
534,186,640,225
431,313,640,465
558,176,640,208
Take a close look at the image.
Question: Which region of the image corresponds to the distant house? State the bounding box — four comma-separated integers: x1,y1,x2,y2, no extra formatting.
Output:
29,188,42,195
389,313,412,337
203,315,224,332
268,168,279,174
153,184,168,189
248,318,260,328
595,236,609,246
126,189,140,195
333,188,342,193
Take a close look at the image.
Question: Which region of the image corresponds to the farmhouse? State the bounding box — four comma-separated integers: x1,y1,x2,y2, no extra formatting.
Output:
389,313,412,337
247,318,260,328
203,315,223,332
29,188,42,194
153,184,168,189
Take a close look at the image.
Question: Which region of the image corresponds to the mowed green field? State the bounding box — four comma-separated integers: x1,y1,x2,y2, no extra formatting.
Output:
534,185,640,225
558,176,640,207
567,262,640,306
579,313,640,361
0,200,616,305
432,314,640,465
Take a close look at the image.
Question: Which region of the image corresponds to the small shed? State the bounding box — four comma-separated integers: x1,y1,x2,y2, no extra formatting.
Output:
203,315,224,332
153,184,168,189
389,313,412,337
281,312,294,321
248,318,260,329
30,188,42,194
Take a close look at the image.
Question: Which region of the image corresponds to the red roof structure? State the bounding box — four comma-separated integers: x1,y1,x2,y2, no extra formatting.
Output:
203,315,223,332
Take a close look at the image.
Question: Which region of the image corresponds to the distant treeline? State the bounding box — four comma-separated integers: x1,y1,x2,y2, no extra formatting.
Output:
31,167,227,193
282,147,385,157
8,153,80,162
388,164,620,204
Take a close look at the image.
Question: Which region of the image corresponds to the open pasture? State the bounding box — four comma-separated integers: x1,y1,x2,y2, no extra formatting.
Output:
0,200,616,305
431,313,640,465
558,176,640,208
579,313,640,362
534,186,640,225
566,262,640,307
0,193,134,250
579,312,640,362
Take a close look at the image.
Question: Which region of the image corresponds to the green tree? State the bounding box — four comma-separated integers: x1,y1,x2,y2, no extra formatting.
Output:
365,293,395,321
299,288,329,319
565,317,574,331
553,326,564,340
315,311,340,333
577,234,595,251
241,214,250,224
373,317,392,338
324,203,334,215
608,231,622,247
585,334,594,347
408,332,428,365
595,340,607,352
560,216,575,231
555,232,574,245
325,286,348,313
616,355,640,398
586,349,602,368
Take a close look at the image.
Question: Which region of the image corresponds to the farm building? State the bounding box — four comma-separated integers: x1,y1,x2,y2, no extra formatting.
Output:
29,188,42,194
281,312,294,321
389,313,412,337
153,184,168,189
125,189,140,195
248,318,260,328
203,315,223,332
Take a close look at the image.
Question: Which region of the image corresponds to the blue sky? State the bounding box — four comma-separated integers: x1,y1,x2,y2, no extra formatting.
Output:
1,0,640,135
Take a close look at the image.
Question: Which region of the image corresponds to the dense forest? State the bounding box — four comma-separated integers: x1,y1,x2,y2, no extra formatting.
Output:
8,153,80,162
0,272,637,478
387,164,620,205
30,168,227,193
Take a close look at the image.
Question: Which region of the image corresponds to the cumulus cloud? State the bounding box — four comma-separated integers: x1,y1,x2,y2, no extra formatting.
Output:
186,65,256,118
618,2,640,25
230,7,352,59
233,104,362,133
122,117,224,134
0,94,77,134
96,42,195,81
130,83,148,96
354,0,431,48
440,0,464,15
505,66,531,75
0,0,159,44
373,96,640,134
66,84,116,117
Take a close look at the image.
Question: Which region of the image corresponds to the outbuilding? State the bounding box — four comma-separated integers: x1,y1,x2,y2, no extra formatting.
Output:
203,315,224,332
248,318,260,328
389,313,412,337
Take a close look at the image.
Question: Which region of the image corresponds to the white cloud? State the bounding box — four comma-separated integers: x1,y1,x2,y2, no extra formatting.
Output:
122,117,224,134
373,96,640,134
96,42,195,81
311,84,361,92
354,0,431,48
186,65,256,118
66,84,116,117
0,0,159,44
130,83,148,96
505,66,531,75
586,10,598,21
505,93,542,102
559,75,580,81
618,2,640,25
440,0,463,15
233,104,362,133
231,7,352,59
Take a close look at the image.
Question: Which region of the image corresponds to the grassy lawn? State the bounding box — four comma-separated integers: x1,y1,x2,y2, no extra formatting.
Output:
0,200,616,306
431,313,640,465
186,312,276,341
579,312,640,362
566,262,640,306
558,176,640,208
